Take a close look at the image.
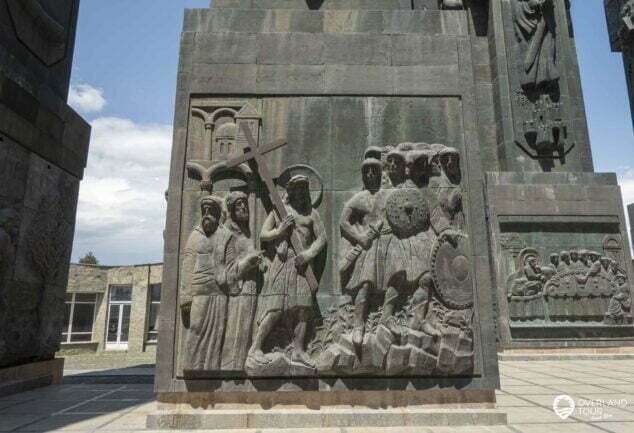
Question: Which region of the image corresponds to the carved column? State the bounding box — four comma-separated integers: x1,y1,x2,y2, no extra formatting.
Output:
490,0,594,172
605,0,634,128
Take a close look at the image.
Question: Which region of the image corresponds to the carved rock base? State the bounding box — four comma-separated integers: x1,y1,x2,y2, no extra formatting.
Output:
315,325,473,377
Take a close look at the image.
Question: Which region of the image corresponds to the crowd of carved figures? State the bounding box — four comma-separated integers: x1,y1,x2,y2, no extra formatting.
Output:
507,247,632,325
180,137,475,378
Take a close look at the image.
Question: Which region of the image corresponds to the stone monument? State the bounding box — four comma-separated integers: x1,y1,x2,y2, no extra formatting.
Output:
606,0,634,127
152,0,634,429
0,0,90,395
488,0,634,352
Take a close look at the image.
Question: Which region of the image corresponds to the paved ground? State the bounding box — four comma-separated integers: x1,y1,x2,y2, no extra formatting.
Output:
2,358,634,432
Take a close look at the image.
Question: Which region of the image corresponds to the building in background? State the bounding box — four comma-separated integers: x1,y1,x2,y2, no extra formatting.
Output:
61,263,162,354
606,0,634,126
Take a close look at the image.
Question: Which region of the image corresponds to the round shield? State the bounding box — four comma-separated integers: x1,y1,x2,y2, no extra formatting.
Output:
432,234,474,310
385,188,430,237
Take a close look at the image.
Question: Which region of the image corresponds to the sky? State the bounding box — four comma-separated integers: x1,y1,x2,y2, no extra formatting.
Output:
69,1,634,265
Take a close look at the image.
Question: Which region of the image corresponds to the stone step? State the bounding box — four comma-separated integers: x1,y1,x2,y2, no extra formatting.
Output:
211,0,441,11
184,8,465,36
499,352,634,361
147,408,508,430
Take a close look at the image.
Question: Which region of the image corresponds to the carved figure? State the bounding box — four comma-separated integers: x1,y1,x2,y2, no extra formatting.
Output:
0,209,20,278
604,275,632,325
221,192,263,371
557,250,570,273
600,256,613,280
569,250,585,271
249,175,327,368
429,148,464,234
180,195,235,371
339,157,385,347
512,0,559,91
509,249,545,297
541,253,559,280
385,148,408,188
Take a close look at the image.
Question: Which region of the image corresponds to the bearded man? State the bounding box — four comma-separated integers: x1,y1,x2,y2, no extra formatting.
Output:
221,191,262,371
180,195,235,371
249,175,327,368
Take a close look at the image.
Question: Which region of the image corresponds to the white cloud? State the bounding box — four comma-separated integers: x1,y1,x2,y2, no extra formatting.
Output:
72,117,172,265
68,84,107,114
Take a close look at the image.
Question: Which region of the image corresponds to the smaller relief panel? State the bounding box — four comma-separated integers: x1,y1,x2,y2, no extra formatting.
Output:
500,233,633,328
5,0,76,66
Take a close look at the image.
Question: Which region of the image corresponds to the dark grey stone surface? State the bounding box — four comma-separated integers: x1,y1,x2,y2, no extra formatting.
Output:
157,1,502,394
605,0,634,127
156,0,634,399
0,0,90,370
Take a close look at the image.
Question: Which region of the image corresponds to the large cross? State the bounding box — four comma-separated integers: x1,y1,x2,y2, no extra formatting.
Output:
226,123,319,291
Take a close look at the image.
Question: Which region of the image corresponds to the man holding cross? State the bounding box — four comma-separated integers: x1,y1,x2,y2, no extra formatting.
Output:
249,175,327,369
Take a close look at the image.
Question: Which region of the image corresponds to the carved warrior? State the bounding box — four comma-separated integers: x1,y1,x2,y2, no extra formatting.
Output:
327,142,474,376
506,246,632,325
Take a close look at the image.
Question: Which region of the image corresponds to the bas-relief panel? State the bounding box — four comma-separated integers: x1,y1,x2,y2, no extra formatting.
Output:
499,228,633,327
175,96,478,378
502,0,582,171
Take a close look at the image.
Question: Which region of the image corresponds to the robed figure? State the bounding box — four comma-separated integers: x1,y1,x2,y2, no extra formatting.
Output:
513,0,559,90
221,192,262,371
180,195,235,371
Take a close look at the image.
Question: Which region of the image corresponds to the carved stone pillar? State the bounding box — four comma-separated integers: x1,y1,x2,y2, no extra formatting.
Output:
0,0,90,394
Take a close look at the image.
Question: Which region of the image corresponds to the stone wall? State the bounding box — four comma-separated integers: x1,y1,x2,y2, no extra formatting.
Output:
0,0,90,370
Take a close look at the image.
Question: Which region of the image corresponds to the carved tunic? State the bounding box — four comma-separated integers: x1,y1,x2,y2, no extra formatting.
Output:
339,189,384,293
256,205,325,325
180,226,235,371
513,0,559,89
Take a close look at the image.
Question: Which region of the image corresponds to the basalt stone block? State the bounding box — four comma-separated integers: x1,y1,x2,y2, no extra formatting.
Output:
155,1,522,428
0,0,90,382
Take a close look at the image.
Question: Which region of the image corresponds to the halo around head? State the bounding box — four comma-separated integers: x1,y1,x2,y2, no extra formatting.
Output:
276,164,325,208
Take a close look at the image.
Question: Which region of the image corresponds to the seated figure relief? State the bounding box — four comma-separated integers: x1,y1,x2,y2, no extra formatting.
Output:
179,141,474,378
505,245,632,325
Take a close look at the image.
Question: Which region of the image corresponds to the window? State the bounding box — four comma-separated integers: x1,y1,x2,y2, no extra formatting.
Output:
62,293,97,343
147,283,161,342
106,285,132,349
